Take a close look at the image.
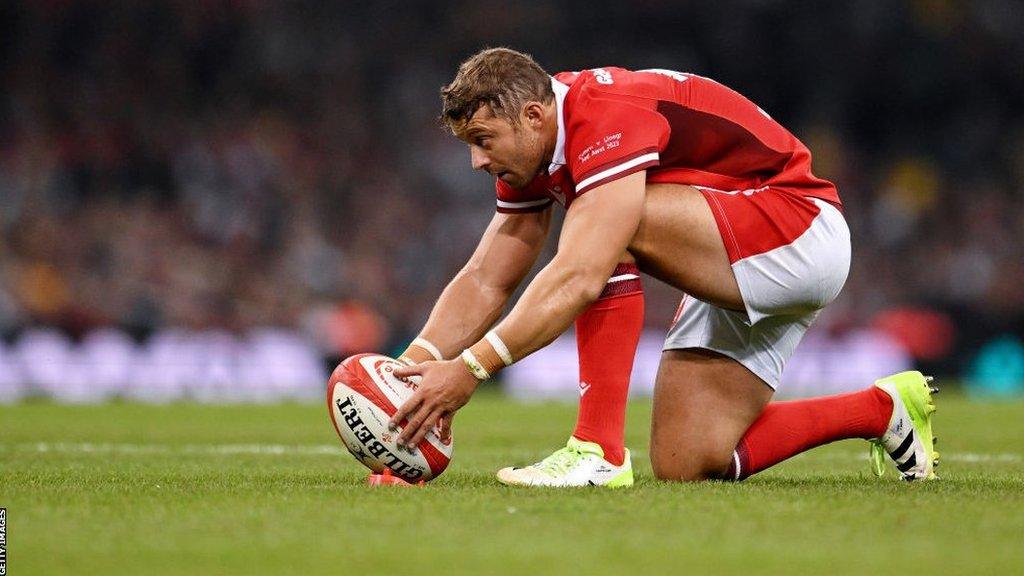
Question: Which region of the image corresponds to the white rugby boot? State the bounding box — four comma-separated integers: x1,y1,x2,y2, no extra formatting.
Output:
496,437,633,487
869,371,940,481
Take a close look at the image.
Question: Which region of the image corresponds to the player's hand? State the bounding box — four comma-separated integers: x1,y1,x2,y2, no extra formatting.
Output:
389,359,478,448
397,357,454,443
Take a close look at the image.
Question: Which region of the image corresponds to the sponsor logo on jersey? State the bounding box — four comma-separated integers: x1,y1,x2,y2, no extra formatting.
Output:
592,68,613,85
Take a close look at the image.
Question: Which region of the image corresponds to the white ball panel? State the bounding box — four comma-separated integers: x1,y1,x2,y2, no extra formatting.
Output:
355,355,453,458
330,381,435,482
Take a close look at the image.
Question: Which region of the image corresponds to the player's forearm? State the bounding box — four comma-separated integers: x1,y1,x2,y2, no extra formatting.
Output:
490,258,605,361
400,210,551,365
457,174,645,380
410,267,514,361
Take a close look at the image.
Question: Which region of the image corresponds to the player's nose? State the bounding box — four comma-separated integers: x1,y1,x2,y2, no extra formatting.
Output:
470,146,490,171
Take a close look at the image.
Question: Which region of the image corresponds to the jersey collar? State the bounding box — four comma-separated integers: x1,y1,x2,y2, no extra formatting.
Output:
547,76,569,175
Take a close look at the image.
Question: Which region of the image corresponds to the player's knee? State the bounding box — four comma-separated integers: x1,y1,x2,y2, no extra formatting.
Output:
650,445,733,482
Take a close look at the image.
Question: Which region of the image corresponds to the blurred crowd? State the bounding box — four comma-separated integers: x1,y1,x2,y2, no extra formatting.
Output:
1,1,1022,373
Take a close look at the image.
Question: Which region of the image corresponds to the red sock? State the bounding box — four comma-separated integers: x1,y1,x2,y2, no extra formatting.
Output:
726,387,894,480
572,263,644,467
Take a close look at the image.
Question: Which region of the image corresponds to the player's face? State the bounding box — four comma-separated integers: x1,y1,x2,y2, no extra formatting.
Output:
459,104,548,189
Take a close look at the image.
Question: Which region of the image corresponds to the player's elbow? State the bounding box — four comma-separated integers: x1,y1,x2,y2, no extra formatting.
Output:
459,265,517,302
579,274,607,303
554,261,608,305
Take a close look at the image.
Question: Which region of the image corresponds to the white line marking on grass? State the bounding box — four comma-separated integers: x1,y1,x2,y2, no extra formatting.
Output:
0,443,1020,464
5,442,345,456
785,451,1022,464
936,453,1022,463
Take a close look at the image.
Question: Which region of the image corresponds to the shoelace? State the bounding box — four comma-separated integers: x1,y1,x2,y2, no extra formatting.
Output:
536,445,585,476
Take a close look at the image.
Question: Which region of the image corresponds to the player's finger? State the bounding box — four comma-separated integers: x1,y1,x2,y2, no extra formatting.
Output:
397,399,435,446
439,413,453,443
389,390,423,431
393,363,424,379
407,407,445,448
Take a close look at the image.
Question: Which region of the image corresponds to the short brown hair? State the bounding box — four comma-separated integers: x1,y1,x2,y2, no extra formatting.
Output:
440,48,553,132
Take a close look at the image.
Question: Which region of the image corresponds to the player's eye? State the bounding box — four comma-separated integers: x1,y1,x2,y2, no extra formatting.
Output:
475,136,491,147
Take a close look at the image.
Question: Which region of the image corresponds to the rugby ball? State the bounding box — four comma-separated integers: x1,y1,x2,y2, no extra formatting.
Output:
327,353,452,482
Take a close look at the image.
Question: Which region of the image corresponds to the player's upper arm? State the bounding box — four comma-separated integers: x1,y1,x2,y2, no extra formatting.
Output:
553,171,645,293
463,207,552,294
567,88,667,197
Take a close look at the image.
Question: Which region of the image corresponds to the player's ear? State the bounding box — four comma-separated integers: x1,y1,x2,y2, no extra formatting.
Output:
521,101,545,129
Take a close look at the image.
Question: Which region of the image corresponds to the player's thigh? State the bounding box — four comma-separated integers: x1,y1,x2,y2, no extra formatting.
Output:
649,348,772,481
629,183,744,311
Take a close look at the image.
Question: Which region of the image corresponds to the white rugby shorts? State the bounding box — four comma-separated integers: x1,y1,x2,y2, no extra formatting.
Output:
664,187,851,388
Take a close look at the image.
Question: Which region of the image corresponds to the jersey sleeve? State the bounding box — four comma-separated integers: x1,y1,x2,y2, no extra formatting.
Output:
495,177,554,214
566,89,668,196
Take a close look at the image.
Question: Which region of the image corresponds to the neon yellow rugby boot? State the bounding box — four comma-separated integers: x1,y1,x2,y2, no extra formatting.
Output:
869,371,940,480
496,437,634,487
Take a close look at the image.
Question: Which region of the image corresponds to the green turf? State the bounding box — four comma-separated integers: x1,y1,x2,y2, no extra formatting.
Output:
1,391,1022,575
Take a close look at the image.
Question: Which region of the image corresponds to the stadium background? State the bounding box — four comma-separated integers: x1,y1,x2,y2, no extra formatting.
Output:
1,0,1023,401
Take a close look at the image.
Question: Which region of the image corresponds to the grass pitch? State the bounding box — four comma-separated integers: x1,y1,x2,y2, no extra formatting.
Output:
1,390,1022,575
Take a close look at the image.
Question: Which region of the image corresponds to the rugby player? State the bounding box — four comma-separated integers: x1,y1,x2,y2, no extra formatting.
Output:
389,48,939,486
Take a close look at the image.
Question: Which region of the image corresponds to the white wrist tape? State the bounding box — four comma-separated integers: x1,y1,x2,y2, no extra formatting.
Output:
460,349,491,381
485,331,513,367
412,337,444,361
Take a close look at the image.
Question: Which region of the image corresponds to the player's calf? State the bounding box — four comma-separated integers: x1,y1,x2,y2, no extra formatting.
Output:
649,349,773,482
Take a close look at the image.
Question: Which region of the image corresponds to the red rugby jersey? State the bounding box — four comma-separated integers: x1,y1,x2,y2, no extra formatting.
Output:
495,67,840,213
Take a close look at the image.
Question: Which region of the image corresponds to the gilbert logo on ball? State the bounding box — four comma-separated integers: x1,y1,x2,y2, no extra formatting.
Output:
0,507,6,575
327,353,452,482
